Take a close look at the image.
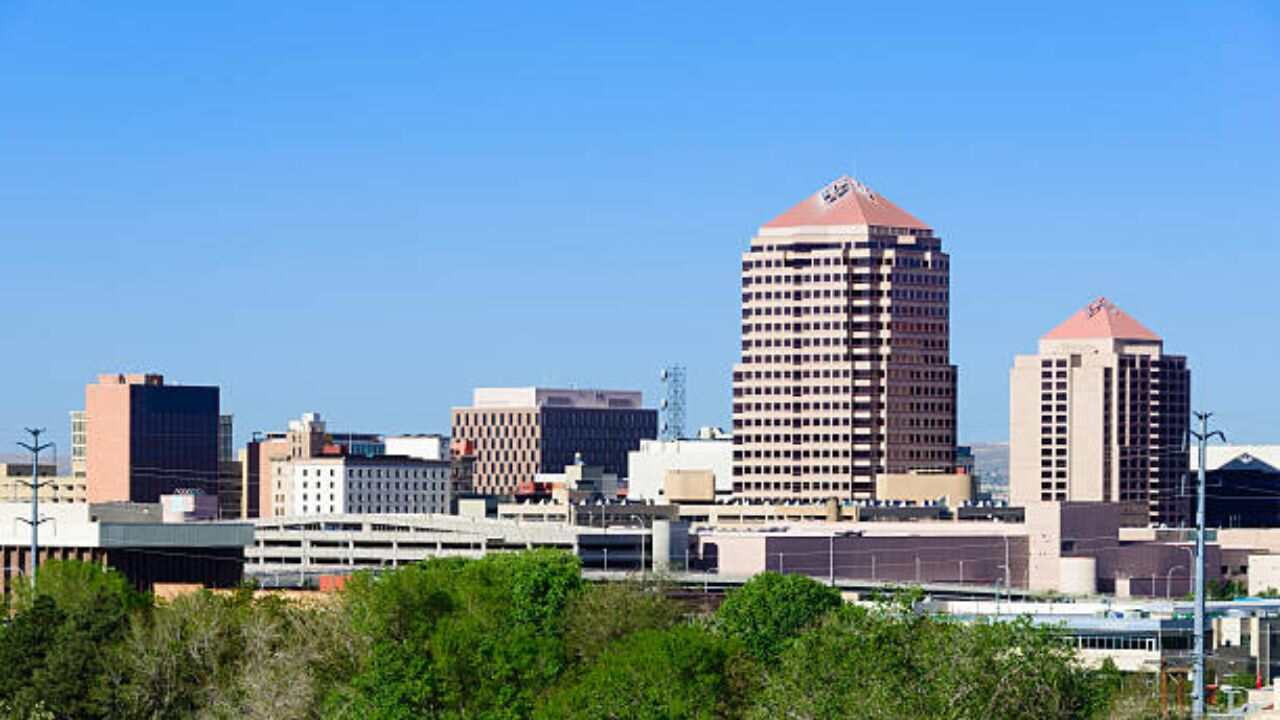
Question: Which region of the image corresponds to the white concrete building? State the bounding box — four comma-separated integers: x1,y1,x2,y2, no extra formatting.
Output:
627,436,733,502
283,456,450,517
384,434,451,462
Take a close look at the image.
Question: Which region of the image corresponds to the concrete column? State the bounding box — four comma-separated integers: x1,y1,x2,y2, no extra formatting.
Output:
652,520,671,573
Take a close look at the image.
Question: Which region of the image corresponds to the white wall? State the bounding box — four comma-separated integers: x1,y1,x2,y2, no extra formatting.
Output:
0,502,101,546
385,435,450,462
288,459,452,517
290,462,347,516
627,439,733,501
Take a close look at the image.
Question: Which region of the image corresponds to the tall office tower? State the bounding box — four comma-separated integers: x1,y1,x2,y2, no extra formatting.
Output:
85,373,220,503
451,388,658,496
732,176,957,500
70,410,88,479
1010,298,1191,526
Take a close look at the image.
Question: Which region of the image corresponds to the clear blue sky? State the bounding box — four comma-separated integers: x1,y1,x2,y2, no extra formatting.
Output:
1,1,1277,456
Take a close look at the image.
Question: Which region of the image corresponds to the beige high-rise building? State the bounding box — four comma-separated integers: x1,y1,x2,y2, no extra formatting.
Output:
1010,298,1190,526
732,176,957,500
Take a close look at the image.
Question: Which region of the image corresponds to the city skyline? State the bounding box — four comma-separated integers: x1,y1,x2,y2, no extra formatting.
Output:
2,2,1277,454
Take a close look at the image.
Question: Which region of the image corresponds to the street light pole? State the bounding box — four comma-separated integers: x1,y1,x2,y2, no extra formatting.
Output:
1166,565,1185,600
16,428,53,589
1191,411,1225,720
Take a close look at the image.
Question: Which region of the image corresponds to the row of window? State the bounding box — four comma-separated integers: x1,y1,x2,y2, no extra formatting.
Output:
740,352,951,365
742,302,950,319
733,480,856,493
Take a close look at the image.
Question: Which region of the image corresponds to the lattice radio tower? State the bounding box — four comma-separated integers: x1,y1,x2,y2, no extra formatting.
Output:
659,365,686,440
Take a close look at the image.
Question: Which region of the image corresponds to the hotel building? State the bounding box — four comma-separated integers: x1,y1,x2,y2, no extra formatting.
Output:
1010,298,1191,526
732,176,957,500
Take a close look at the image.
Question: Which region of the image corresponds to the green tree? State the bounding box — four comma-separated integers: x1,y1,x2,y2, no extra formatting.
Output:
0,596,65,712
563,578,684,664
535,625,757,720
111,587,363,720
327,550,584,720
747,594,1116,720
715,572,841,662
0,560,148,719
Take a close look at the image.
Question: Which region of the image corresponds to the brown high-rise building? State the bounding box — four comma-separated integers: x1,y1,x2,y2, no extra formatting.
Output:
86,373,220,503
732,177,957,500
1010,298,1191,526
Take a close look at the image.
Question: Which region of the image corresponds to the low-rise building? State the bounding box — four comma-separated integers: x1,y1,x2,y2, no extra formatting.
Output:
0,463,86,504
246,512,653,578
0,502,252,594
1190,445,1280,528
687,501,1223,597
627,433,732,502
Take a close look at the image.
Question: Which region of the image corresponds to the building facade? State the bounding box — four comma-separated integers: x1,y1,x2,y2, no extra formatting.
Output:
385,434,451,462
1010,298,1191,526
0,463,86,504
0,502,251,595
451,387,657,496
243,433,289,519
85,373,220,503
241,413,390,520
1191,446,1280,528
70,410,87,480
732,176,957,501
272,455,451,517
627,436,733,502
218,414,234,462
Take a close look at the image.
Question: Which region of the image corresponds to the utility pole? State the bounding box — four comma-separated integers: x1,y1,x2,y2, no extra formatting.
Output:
16,428,53,589
1190,411,1225,720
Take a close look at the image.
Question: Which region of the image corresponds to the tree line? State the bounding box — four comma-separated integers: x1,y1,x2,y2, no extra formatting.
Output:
0,552,1161,719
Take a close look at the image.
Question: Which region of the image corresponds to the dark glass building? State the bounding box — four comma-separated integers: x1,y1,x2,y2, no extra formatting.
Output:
1205,451,1280,528
87,374,220,503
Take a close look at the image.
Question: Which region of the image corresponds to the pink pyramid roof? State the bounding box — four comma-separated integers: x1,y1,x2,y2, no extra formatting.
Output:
763,176,929,230
1043,298,1161,342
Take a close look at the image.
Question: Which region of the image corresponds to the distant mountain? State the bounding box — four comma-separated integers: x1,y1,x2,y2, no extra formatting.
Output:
968,442,1009,481
0,452,71,474
966,442,1009,500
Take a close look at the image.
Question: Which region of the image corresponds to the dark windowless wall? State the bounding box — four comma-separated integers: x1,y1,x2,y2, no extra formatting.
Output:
129,385,219,502
539,407,658,476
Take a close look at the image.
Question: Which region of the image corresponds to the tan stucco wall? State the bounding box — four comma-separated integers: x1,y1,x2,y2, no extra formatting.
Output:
1250,555,1280,596
86,380,131,502
875,472,972,505
663,470,715,502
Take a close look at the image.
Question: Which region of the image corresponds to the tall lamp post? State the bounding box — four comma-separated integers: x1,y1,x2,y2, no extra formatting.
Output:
1190,411,1225,720
1165,565,1185,600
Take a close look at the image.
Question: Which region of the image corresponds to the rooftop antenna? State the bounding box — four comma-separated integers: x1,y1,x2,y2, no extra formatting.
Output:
659,365,686,441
